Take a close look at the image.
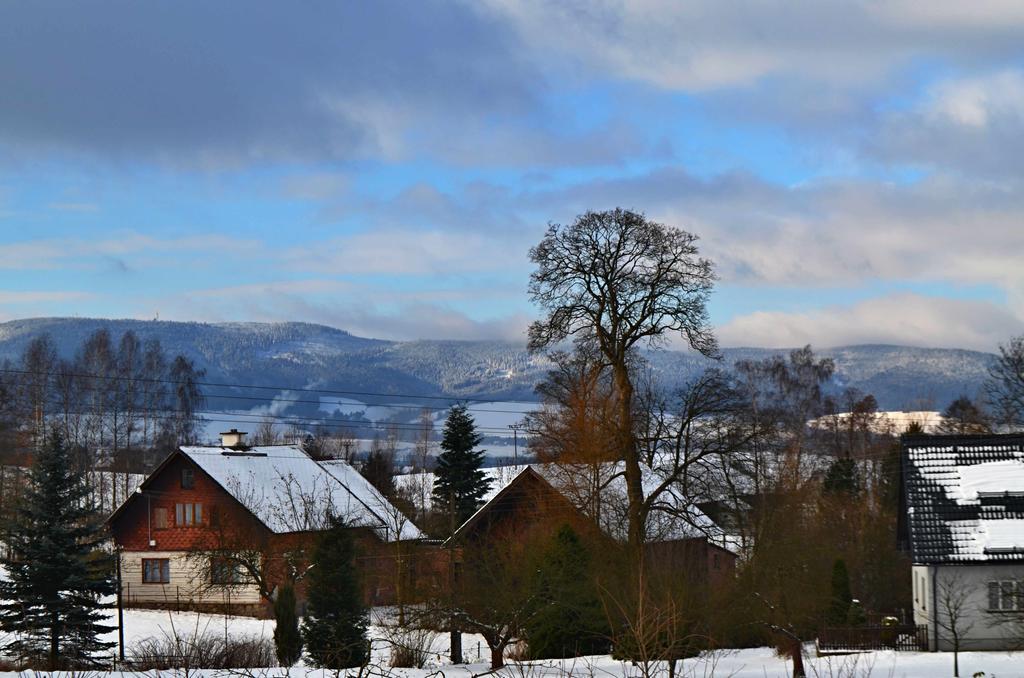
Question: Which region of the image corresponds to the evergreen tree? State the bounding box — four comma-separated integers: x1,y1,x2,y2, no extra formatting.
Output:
432,404,492,527
525,525,610,659
826,559,853,626
301,518,369,669
273,583,303,666
361,441,397,498
0,428,115,669
822,457,859,496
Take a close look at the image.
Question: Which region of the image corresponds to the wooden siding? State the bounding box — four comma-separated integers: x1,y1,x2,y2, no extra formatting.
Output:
120,551,263,606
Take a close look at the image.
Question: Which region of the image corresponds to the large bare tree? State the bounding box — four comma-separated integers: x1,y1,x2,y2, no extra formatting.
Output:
528,208,717,559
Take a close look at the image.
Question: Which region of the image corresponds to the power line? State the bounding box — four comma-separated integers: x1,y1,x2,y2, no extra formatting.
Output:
0,366,543,406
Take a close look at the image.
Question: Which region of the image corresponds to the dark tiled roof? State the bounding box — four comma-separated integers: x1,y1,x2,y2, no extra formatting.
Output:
903,433,1024,564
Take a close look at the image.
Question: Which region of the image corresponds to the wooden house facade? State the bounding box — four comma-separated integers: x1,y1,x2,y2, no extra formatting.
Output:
108,431,426,617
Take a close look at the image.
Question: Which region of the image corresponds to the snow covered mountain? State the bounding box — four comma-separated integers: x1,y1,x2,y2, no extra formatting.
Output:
0,317,997,411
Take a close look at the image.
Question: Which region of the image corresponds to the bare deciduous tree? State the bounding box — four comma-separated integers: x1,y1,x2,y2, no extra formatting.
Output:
528,207,717,562
935,571,975,678
987,335,1024,428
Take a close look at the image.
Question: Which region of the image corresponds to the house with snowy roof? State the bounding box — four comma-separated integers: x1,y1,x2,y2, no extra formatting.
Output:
901,433,1024,651
108,429,425,616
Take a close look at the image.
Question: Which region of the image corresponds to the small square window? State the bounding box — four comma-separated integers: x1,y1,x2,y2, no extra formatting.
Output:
143,558,170,584
181,467,195,489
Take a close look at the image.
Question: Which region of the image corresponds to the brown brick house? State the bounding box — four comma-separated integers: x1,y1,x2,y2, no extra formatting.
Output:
108,430,425,616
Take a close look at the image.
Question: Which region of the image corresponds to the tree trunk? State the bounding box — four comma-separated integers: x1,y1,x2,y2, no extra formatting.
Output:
490,644,505,670
791,639,805,678
49,612,59,670
613,363,644,566
450,629,462,664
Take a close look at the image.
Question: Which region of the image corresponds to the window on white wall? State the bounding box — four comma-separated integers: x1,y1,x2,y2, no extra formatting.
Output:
988,580,1024,611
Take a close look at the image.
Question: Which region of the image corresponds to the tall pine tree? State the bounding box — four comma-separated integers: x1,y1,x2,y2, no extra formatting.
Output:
432,404,492,528
0,428,115,669
301,518,369,669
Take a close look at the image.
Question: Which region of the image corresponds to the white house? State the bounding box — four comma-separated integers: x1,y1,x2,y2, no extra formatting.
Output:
902,433,1024,651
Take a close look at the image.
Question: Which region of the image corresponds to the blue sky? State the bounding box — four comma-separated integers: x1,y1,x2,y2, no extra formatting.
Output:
2,1,1024,350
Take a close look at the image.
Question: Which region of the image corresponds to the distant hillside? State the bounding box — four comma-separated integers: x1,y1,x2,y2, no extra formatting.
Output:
0,317,997,411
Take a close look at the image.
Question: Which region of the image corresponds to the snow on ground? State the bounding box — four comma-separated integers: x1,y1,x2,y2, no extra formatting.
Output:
2,606,1024,676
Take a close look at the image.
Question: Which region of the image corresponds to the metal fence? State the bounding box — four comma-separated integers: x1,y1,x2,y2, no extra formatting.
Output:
121,583,265,617
818,624,928,652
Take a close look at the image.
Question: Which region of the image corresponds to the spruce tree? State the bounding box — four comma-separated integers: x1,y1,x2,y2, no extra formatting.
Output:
0,428,115,669
301,518,369,669
432,404,492,528
822,457,859,496
273,583,303,666
826,559,853,626
525,525,609,659
361,443,397,498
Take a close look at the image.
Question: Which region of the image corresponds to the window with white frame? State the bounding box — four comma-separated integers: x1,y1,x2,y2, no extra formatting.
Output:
988,580,1024,611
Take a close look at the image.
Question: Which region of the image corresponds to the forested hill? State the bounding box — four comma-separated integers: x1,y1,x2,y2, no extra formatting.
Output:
0,317,996,410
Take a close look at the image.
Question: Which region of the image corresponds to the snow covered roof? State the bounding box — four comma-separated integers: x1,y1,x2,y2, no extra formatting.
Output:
902,434,1024,563
179,445,423,541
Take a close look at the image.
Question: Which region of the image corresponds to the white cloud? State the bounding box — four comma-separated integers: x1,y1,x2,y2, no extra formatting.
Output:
530,168,1024,318
926,71,1024,128
870,70,1024,176
718,293,1023,351
0,233,261,270
481,0,1024,91
285,228,531,276
151,277,532,342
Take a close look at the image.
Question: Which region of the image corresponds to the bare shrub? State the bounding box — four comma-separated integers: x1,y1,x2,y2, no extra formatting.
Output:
384,625,438,668
128,630,275,670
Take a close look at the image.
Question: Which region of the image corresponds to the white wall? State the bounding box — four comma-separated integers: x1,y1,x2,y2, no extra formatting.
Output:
119,551,262,607
916,563,1024,651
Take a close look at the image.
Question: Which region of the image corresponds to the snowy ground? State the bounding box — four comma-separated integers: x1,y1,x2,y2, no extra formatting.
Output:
1,606,1023,676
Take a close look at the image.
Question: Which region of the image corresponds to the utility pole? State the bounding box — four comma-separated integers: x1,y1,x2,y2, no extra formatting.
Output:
448,489,462,664
507,424,524,464
116,546,125,664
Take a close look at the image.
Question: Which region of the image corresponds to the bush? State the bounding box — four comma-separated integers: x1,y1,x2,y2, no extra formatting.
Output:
385,625,438,668
274,583,303,666
128,630,276,670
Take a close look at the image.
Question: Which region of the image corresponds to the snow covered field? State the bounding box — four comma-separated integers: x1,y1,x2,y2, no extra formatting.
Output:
1,606,1022,677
